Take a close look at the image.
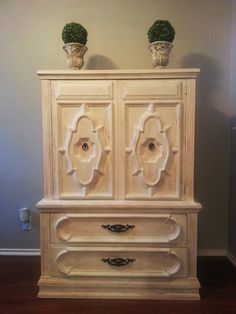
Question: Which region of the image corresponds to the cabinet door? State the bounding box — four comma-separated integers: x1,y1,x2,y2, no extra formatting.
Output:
118,80,184,200
51,80,114,199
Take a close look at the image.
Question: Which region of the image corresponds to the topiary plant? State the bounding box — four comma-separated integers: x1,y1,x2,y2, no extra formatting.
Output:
148,20,175,43
62,22,88,45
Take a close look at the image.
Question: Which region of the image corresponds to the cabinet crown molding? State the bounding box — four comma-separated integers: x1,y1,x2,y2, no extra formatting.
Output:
37,69,200,80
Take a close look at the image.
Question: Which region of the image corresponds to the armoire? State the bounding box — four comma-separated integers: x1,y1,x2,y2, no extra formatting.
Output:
36,69,202,300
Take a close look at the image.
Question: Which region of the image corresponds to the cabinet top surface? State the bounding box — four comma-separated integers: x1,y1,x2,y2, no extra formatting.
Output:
37,68,200,80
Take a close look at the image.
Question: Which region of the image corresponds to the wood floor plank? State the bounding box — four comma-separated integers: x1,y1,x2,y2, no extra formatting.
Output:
0,256,235,314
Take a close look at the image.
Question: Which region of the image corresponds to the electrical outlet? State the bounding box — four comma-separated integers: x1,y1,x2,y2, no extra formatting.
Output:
22,217,31,230
19,207,31,230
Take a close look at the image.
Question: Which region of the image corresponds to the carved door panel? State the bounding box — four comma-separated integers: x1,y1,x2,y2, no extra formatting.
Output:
119,80,184,199
52,81,114,199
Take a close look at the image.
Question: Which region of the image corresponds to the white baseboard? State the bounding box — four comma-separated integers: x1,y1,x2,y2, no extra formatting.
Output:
198,250,236,267
1,249,226,257
226,251,236,267
0,249,40,256
197,249,227,256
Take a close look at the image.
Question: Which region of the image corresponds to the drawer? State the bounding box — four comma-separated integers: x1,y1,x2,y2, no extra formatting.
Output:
121,80,183,100
53,80,114,99
50,214,187,245
51,247,187,278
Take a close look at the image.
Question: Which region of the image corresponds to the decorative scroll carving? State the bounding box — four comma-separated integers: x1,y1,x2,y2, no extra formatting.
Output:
56,250,74,276
59,104,111,195
126,104,178,195
162,215,182,243
162,249,182,277
56,217,73,241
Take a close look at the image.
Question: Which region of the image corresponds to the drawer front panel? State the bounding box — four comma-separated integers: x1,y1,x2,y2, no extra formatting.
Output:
121,80,183,100
50,214,187,244
51,247,187,278
53,81,114,99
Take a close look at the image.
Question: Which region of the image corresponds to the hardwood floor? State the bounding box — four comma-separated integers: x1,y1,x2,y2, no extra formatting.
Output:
0,256,235,314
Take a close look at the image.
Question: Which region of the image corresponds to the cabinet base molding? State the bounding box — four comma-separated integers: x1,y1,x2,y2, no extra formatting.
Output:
38,277,200,300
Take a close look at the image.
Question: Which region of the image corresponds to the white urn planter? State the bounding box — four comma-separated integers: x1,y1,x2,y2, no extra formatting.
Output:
63,43,87,69
148,41,173,68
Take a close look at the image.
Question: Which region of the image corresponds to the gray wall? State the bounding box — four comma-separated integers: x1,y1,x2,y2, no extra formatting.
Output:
0,0,232,251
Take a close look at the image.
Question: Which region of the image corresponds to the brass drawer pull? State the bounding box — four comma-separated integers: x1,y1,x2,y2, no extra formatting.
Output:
101,224,135,233
101,257,136,267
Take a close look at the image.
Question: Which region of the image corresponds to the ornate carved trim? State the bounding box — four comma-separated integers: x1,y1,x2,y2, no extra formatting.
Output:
59,104,111,195
163,215,182,243
163,249,182,277
126,104,178,195
55,248,182,277
56,250,73,276
55,217,73,241
55,214,182,243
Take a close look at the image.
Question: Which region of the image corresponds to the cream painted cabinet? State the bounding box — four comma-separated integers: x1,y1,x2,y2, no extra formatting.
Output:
36,69,202,300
